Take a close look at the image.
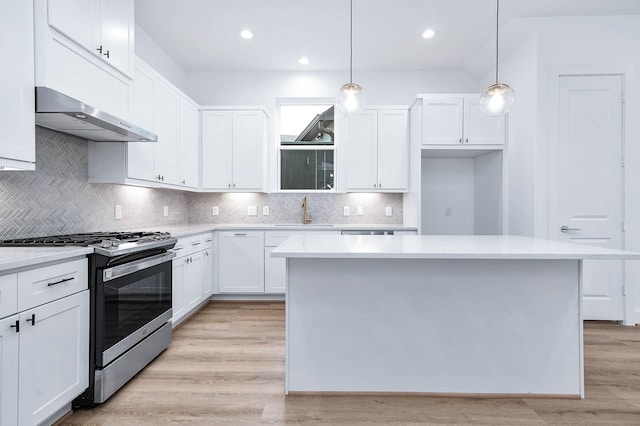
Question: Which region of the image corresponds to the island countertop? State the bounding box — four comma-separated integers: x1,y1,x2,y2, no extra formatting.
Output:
272,234,640,260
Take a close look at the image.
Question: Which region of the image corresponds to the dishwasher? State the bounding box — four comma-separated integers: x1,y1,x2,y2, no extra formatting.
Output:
340,230,395,235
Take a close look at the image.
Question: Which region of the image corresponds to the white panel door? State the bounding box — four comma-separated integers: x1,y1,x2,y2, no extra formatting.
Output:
99,0,133,75
422,98,463,145
264,247,286,294
346,109,378,190
554,75,624,320
0,315,19,426
184,251,204,311
128,62,155,181
218,232,265,293
377,109,409,190
179,98,200,188
201,110,233,189
154,81,180,184
203,248,214,298
18,291,89,426
464,96,505,145
232,111,264,190
47,0,100,55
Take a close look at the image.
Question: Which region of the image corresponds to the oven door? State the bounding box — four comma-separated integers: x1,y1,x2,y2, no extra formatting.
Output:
96,251,175,367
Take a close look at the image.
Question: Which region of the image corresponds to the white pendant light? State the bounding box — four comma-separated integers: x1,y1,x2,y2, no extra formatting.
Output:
480,0,515,116
336,0,365,115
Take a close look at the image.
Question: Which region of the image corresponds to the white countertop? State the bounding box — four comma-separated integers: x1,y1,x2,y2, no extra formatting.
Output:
271,234,640,260
0,246,93,273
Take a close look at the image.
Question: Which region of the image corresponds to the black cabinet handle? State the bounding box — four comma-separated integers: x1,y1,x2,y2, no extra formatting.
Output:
10,320,19,332
26,314,36,326
103,50,110,58
96,45,103,54
47,277,74,287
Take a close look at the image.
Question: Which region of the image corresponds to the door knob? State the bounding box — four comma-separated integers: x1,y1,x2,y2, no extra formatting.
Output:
560,225,581,233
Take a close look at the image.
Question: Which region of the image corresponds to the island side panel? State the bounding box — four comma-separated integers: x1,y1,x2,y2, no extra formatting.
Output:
286,258,581,396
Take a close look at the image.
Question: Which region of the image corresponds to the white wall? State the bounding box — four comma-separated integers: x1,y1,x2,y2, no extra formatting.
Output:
474,151,503,235
135,24,189,93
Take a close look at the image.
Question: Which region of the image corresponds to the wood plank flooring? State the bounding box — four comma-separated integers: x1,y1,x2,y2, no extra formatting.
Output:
62,302,640,425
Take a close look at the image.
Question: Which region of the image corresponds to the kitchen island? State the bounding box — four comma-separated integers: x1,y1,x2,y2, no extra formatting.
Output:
272,235,640,398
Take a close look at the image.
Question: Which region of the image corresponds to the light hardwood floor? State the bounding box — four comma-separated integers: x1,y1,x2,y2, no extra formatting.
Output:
62,302,640,425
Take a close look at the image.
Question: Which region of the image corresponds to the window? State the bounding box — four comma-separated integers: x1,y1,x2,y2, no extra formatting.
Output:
278,102,335,191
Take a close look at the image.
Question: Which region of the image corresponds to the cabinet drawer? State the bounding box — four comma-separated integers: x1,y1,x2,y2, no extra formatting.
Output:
265,231,338,247
202,233,213,249
173,234,204,257
0,274,18,319
17,258,88,311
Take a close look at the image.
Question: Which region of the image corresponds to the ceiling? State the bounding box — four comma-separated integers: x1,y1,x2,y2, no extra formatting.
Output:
135,0,640,72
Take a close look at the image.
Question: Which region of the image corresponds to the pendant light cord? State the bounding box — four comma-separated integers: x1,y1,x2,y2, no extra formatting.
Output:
349,0,353,84
495,0,500,84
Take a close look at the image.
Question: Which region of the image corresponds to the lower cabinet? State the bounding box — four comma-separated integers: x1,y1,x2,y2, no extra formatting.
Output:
171,232,214,326
1,260,89,426
264,246,286,294
218,231,265,293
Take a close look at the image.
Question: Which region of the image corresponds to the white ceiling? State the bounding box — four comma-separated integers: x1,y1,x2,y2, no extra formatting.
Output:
135,0,640,72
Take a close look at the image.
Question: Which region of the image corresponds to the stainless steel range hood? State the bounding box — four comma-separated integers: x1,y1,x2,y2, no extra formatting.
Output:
35,87,157,142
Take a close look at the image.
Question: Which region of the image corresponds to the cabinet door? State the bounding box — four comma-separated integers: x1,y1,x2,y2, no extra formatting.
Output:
232,110,264,190
0,315,19,426
184,251,204,311
0,0,35,167
264,247,286,294
127,61,156,181
202,111,233,189
47,0,101,56
464,96,505,145
219,231,265,293
377,109,409,190
179,98,200,188
172,258,186,325
99,0,133,76
422,98,464,145
154,81,180,184
18,291,89,426
203,248,214,298
346,110,378,190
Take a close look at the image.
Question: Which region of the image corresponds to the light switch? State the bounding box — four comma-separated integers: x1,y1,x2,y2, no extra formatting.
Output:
248,206,258,216
212,206,219,216
343,206,350,216
357,206,363,216
114,205,122,220
262,206,270,216
385,206,393,217
163,206,169,217
445,207,453,217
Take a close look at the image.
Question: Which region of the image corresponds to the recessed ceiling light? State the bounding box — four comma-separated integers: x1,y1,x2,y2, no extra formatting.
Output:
240,29,253,39
298,57,310,65
422,29,436,39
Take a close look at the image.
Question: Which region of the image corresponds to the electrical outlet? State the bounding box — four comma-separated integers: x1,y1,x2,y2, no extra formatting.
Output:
385,206,393,217
343,206,350,216
357,206,363,216
445,207,453,217
248,206,258,216
114,205,122,220
212,206,219,216
163,206,169,217
262,206,270,216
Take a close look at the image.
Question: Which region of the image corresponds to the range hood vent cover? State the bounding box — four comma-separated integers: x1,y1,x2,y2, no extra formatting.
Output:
35,87,157,142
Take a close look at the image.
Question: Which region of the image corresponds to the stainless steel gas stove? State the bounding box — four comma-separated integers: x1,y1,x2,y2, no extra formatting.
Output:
1,231,177,406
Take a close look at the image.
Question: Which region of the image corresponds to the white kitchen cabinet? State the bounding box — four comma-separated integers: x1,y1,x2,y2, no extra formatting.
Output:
47,0,134,77
88,58,200,190
421,94,504,147
346,107,409,191
264,246,286,294
0,258,89,426
218,231,265,293
201,108,267,191
171,233,213,326
0,0,35,170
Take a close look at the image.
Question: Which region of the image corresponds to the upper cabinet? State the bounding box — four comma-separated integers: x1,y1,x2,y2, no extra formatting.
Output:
421,94,505,148
47,0,133,77
201,108,267,191
346,107,409,192
0,0,35,170
88,58,200,189
34,0,134,120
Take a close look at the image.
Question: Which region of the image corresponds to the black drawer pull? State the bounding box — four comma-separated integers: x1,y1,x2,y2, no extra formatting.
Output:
47,277,74,287
10,320,19,332
26,314,36,325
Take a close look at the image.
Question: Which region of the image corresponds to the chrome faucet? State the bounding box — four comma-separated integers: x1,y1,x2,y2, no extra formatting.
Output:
302,196,312,224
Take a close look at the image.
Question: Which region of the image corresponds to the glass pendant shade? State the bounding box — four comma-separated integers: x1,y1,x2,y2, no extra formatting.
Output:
336,82,366,115
479,83,515,116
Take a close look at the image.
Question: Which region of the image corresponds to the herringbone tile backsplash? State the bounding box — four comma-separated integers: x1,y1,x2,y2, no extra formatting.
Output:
0,127,403,239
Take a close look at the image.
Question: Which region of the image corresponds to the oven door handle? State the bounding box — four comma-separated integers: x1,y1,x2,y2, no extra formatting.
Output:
103,252,176,282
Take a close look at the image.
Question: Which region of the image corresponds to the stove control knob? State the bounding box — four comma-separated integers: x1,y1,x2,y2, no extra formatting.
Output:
100,240,112,248
111,239,120,247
